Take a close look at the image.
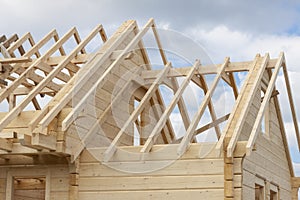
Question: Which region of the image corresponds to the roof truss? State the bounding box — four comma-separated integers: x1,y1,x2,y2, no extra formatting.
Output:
0,19,298,174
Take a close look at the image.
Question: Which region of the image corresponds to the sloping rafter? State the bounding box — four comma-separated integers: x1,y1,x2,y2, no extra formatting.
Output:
178,57,229,156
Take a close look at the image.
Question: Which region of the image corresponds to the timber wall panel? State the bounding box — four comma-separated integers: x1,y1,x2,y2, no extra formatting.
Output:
77,143,245,199
241,98,292,198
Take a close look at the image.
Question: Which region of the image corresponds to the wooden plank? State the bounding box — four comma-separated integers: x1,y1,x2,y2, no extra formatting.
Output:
282,60,300,151
31,133,56,150
141,59,278,79
7,32,31,54
246,52,284,155
199,74,221,138
82,142,246,163
291,177,300,188
178,57,229,156
0,57,32,64
79,159,229,177
0,35,6,43
140,61,200,153
0,138,13,151
78,189,224,200
194,114,230,135
103,62,171,161
271,88,295,177
229,72,239,99
79,175,225,191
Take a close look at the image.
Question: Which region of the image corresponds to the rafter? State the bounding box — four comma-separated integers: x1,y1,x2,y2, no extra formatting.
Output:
140,60,200,153
246,52,284,155
223,54,270,157
103,62,171,162
198,74,221,139
282,60,300,152
177,57,229,156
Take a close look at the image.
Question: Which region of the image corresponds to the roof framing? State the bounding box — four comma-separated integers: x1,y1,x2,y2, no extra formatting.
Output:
0,19,298,177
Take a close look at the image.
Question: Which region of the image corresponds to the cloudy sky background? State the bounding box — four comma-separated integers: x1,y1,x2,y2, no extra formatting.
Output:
2,0,300,174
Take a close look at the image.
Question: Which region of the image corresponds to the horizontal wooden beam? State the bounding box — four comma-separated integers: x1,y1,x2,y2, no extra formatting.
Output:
141,59,278,79
0,138,13,151
86,141,247,162
0,85,58,95
0,57,32,64
0,142,49,155
292,177,300,188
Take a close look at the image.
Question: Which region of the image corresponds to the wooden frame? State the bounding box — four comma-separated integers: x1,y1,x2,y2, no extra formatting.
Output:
0,18,299,200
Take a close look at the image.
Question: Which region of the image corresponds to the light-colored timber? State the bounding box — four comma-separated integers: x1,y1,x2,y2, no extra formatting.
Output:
0,19,299,199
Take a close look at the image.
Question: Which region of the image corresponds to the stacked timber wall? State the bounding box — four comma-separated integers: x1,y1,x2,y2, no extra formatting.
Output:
240,77,292,199
77,143,243,199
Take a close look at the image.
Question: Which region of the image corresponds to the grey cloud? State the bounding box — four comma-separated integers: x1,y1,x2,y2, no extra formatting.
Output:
1,0,300,37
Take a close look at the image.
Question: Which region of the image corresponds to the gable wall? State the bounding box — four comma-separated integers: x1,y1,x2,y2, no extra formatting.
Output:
241,80,292,199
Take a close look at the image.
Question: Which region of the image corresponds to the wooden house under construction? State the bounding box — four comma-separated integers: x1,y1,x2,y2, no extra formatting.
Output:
0,19,300,199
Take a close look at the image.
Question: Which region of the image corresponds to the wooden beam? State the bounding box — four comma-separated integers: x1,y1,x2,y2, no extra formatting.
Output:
2,34,18,48
0,35,6,43
246,52,284,155
225,54,270,157
195,114,230,135
270,78,295,177
0,57,32,64
140,61,200,153
228,72,239,99
292,177,300,188
103,62,171,162
215,55,259,155
177,57,229,156
7,32,31,55
282,61,300,152
148,22,177,143
199,75,221,138
0,138,13,152
141,59,278,79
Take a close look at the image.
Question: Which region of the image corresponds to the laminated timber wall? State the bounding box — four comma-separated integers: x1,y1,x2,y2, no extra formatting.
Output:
1,18,300,200
240,77,293,199
77,143,244,199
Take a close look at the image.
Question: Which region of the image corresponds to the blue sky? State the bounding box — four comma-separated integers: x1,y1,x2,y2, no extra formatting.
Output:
2,0,300,176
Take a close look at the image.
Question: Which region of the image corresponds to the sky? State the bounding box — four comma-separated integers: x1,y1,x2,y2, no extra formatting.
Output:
2,0,300,177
